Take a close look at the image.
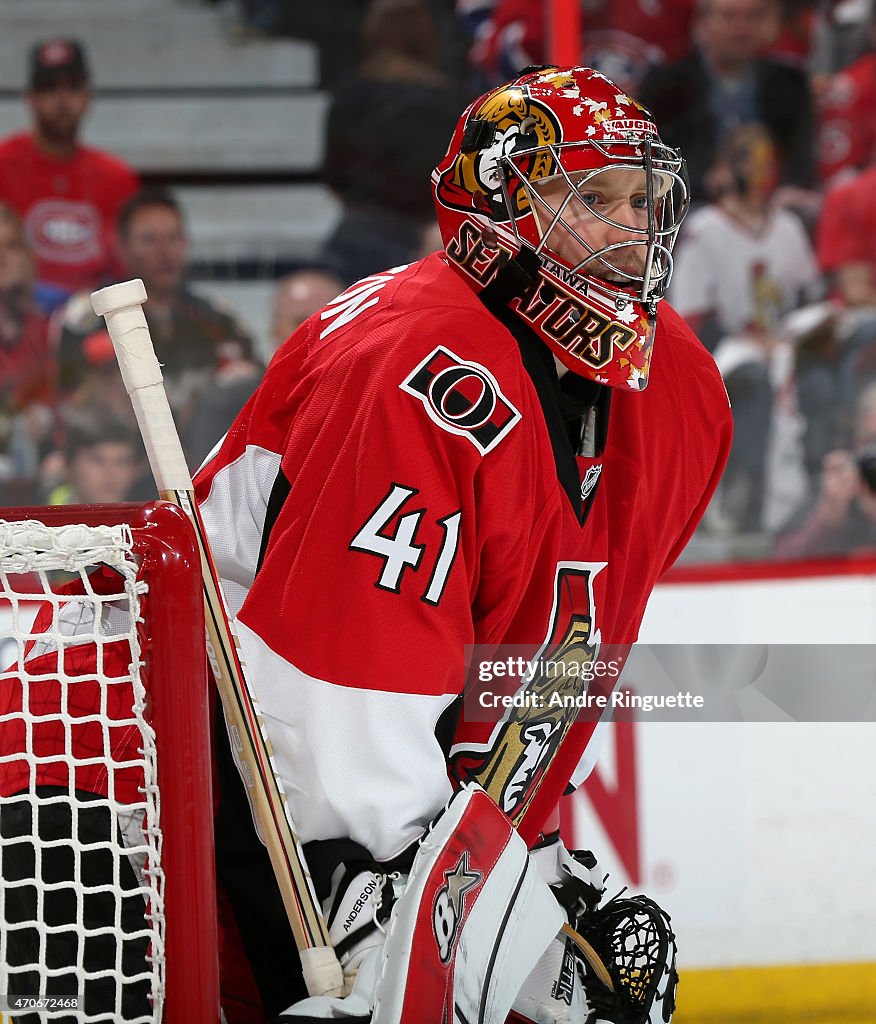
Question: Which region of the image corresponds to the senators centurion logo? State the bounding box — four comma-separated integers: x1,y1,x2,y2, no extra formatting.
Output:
400,346,521,455
451,563,607,824
435,85,562,224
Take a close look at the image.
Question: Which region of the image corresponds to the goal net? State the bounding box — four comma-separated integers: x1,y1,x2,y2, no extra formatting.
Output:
0,503,218,1023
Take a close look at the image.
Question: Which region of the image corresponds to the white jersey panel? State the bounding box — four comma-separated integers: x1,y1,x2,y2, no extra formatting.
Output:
199,443,281,616
568,715,612,790
234,617,457,861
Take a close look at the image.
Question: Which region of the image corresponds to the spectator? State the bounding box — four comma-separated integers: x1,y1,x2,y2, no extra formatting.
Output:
44,416,142,506
671,124,821,348
671,124,821,532
817,6,876,184
185,271,345,469
775,379,876,558
58,329,139,431
814,0,876,79
183,350,264,471
469,0,697,95
767,0,829,68
268,270,343,351
321,0,465,283
116,190,257,382
638,0,816,202
817,163,876,308
0,205,54,504
785,301,844,487
0,40,139,313
854,375,876,441
56,188,258,443
0,204,53,419
233,0,365,87
773,447,876,558
816,164,876,413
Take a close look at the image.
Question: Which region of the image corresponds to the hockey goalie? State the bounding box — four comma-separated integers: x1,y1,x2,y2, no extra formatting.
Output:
195,64,729,1022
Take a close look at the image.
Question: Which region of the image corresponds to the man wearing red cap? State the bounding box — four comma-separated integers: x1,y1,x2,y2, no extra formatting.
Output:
0,39,139,311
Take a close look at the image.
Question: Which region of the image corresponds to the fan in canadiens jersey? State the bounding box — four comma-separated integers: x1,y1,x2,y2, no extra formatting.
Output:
195,66,732,1024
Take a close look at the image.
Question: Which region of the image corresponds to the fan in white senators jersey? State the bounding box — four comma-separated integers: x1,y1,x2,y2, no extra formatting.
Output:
194,65,731,1023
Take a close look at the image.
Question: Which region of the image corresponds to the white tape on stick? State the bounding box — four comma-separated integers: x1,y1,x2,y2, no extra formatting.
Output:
91,279,193,493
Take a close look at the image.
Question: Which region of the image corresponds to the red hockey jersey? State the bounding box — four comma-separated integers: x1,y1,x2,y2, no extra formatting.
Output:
195,253,731,858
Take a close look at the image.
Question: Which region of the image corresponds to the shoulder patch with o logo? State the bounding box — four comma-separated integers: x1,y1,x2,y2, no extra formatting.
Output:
400,346,521,455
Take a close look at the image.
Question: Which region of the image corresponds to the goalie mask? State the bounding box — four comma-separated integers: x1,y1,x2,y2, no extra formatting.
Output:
432,66,689,390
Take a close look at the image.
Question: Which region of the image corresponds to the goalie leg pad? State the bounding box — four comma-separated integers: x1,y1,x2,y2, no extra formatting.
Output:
372,784,563,1024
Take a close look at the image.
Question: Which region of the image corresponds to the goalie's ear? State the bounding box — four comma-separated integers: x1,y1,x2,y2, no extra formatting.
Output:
372,784,564,1024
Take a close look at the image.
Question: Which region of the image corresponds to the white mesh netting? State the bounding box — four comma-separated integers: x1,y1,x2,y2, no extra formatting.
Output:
0,520,165,1022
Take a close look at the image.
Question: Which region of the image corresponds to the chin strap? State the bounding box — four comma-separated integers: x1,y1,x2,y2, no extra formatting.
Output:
478,244,543,311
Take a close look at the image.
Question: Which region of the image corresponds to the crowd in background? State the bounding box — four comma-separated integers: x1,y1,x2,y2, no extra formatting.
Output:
2,0,876,565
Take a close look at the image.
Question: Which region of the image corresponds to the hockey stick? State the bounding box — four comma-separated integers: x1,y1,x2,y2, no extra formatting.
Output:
92,279,343,998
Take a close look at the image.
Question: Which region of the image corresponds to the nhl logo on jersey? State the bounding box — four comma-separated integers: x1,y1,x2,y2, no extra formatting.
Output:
401,345,521,455
580,464,602,501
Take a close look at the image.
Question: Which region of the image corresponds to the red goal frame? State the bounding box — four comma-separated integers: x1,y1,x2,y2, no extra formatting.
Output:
1,500,220,1023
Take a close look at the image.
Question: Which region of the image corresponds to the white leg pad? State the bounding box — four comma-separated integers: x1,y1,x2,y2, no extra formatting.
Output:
372,784,563,1024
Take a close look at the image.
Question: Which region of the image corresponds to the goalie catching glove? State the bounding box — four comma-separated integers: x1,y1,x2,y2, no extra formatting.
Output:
511,834,678,1024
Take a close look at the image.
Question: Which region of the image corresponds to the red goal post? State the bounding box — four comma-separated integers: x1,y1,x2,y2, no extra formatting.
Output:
0,501,219,1023
546,0,582,67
